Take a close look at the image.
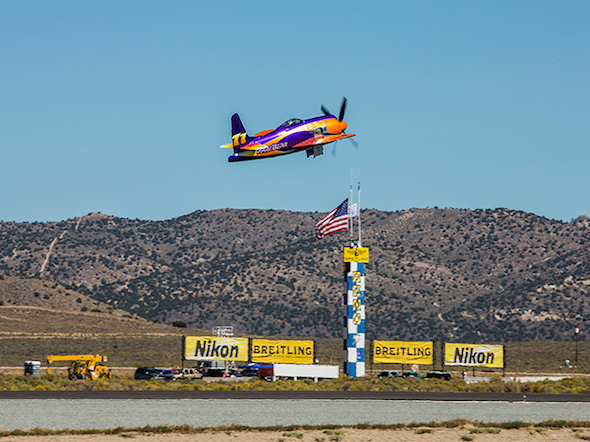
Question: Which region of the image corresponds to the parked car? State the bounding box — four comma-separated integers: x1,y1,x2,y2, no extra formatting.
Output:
241,366,260,377
159,369,175,380
377,370,402,379
154,368,201,381
134,367,163,380
171,368,202,381
425,371,452,381
166,368,203,381
205,368,242,377
240,363,273,377
401,371,423,379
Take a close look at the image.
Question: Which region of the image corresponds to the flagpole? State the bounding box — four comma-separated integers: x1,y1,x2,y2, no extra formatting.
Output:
358,182,362,247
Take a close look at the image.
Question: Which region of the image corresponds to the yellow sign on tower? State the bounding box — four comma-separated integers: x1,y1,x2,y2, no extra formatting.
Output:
344,247,369,263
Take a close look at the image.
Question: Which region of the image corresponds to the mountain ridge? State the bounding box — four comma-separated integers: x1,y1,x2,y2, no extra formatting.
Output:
1,207,589,342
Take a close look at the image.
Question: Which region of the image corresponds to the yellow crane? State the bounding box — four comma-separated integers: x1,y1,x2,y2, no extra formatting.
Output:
46,354,112,380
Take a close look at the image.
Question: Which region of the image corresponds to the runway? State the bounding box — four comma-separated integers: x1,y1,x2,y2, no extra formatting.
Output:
1,390,590,402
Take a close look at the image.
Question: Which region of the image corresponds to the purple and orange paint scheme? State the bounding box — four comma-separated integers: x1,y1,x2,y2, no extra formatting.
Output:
220,98,356,162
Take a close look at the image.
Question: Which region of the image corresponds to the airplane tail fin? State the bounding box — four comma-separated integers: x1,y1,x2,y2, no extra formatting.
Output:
231,113,252,152
232,113,247,137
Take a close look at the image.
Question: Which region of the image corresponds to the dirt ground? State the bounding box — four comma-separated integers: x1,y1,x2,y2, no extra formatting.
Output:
2,428,588,441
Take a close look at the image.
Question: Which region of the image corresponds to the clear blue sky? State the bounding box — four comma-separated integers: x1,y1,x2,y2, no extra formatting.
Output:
1,1,589,222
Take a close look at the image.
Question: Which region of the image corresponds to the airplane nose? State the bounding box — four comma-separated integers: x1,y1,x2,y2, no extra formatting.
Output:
327,118,348,134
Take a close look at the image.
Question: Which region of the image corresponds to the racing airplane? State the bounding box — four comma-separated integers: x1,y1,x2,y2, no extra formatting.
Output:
220,98,356,162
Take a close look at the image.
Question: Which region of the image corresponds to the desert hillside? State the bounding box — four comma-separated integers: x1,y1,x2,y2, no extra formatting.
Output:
0,275,167,333
0,275,208,366
1,208,589,342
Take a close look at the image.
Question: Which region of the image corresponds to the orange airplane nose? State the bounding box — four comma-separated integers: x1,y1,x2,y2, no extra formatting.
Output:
326,118,348,134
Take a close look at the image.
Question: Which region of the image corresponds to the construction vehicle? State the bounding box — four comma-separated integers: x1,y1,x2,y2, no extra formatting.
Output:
46,354,112,380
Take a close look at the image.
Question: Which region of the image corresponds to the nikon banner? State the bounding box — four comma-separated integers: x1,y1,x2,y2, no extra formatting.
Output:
184,336,248,361
445,343,504,368
373,341,433,365
251,339,314,364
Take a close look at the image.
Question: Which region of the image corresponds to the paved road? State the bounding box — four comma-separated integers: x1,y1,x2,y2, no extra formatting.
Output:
1,390,589,402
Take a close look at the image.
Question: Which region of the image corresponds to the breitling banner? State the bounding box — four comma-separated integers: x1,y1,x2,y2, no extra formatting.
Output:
184,336,249,361
251,339,314,364
444,343,504,368
373,341,433,364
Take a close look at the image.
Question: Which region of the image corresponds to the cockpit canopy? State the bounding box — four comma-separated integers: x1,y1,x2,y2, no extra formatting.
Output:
277,118,304,129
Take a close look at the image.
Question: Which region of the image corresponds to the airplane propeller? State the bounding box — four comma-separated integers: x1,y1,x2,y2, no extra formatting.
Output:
331,137,359,158
339,97,347,122
321,97,348,122
322,97,356,158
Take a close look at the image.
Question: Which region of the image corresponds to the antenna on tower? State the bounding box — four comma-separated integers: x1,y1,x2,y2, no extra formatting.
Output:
349,171,354,246
357,182,362,247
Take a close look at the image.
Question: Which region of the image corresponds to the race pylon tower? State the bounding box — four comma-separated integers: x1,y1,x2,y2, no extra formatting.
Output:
343,183,368,377
344,259,366,376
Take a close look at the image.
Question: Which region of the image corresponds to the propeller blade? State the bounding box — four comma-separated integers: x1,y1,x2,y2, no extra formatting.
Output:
321,105,332,116
332,139,341,158
338,97,347,122
350,138,359,149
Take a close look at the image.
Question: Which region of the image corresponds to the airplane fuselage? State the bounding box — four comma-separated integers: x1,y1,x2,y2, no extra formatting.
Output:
226,115,354,162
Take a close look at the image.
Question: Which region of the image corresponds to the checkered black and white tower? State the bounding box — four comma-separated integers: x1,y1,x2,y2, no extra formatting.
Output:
344,260,366,376
343,183,368,377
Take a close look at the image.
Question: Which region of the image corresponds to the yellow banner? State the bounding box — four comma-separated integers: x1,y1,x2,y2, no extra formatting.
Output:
444,343,504,368
344,247,369,263
373,341,433,364
251,339,314,364
184,336,248,361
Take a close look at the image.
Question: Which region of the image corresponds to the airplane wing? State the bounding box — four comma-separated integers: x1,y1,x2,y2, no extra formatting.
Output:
294,133,355,148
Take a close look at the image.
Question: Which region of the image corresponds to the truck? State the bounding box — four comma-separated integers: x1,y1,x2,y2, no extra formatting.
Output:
46,354,111,380
167,368,202,381
258,364,339,382
134,367,164,380
196,360,238,377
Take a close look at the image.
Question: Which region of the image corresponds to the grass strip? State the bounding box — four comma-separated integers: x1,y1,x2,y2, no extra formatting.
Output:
2,420,590,437
3,374,590,394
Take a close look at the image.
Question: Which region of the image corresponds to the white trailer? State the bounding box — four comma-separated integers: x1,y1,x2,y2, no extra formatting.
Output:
260,364,339,382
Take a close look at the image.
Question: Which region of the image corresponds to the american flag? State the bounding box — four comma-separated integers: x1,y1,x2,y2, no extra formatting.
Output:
316,199,349,238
